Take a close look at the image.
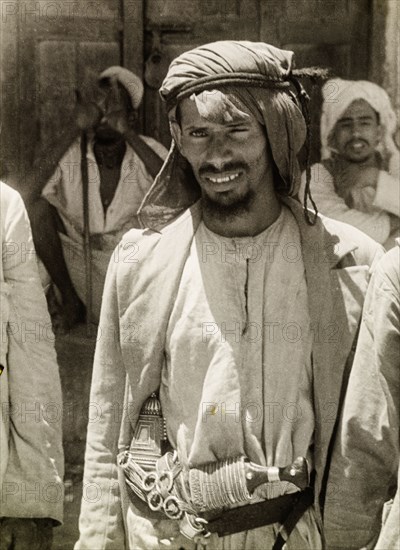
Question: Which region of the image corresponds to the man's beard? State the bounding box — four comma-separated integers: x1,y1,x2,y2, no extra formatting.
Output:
199,160,256,221
94,124,124,145
201,188,255,222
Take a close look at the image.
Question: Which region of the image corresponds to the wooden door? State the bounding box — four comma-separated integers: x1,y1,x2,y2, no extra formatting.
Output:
0,0,372,187
1,0,122,192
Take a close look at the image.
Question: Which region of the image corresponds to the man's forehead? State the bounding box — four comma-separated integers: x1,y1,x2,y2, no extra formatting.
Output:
179,91,254,126
97,78,131,106
338,98,378,121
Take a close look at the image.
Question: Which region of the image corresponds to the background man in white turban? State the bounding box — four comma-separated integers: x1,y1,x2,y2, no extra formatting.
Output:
300,78,399,249
25,67,167,331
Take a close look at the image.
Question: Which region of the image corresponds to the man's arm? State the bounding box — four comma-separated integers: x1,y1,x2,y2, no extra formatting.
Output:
301,164,392,244
346,166,399,219
373,170,400,217
0,185,64,542
74,244,128,550
324,247,400,549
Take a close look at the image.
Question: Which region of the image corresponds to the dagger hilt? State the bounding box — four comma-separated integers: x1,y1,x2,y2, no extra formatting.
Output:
244,456,309,493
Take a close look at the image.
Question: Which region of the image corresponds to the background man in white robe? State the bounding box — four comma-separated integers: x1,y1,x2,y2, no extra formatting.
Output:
0,181,64,549
25,67,167,330
301,78,399,249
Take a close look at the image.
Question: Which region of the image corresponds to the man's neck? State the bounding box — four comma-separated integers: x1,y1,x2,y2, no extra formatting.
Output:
94,139,126,169
202,188,282,238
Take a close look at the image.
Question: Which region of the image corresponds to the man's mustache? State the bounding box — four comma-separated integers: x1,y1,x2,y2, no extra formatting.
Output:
199,162,248,176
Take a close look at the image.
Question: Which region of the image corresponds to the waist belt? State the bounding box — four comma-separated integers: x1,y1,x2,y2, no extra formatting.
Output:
119,394,314,549
206,487,314,550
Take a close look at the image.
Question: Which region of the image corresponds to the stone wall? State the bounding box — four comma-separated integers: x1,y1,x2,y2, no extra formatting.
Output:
371,0,399,146
383,0,399,146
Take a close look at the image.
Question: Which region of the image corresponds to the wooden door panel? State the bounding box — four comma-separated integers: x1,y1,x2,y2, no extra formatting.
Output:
1,0,372,185
37,41,77,150
78,42,120,74
36,39,120,151
286,43,351,79
35,38,120,161
261,0,370,77
1,1,122,190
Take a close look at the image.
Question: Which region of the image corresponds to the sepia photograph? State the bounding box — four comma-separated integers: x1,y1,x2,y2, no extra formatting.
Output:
0,1,399,548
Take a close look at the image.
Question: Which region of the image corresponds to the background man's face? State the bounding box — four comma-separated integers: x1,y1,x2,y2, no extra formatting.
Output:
93,81,132,143
331,99,381,163
177,95,272,211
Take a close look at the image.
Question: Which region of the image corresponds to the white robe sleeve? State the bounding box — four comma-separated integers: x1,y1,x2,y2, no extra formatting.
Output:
373,170,400,217
0,182,64,523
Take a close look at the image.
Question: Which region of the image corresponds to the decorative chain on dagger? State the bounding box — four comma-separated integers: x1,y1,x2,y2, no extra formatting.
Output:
118,394,310,541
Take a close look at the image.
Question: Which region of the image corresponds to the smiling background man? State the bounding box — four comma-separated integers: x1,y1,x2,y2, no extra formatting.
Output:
300,78,400,249
75,42,384,550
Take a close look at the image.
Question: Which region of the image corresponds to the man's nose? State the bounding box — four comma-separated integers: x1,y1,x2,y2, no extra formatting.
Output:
351,123,362,137
99,110,113,126
205,134,232,168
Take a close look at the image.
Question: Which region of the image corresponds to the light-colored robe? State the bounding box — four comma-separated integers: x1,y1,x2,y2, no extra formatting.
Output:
154,207,319,549
300,163,400,247
75,197,383,549
41,136,168,321
0,182,64,523
325,244,400,550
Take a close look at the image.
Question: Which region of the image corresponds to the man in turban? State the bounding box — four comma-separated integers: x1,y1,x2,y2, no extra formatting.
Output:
300,79,400,249
324,241,400,549
25,67,167,330
75,42,383,550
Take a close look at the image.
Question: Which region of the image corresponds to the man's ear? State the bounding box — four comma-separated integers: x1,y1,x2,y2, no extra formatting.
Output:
327,129,339,155
375,124,383,147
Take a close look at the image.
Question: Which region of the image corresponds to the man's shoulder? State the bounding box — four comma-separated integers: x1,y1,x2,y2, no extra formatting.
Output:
309,160,331,172
115,203,200,268
131,135,169,160
319,213,384,268
58,138,81,162
1,181,22,207
373,242,400,294
1,181,25,222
